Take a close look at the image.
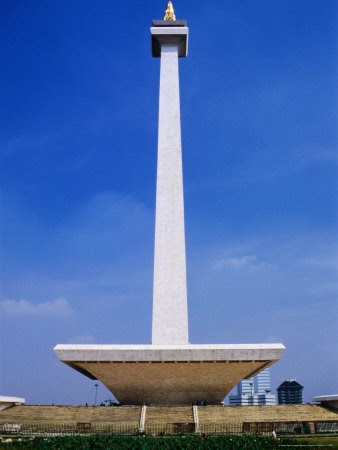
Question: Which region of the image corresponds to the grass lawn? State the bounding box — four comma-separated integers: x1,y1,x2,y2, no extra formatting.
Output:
291,435,338,448
0,434,337,449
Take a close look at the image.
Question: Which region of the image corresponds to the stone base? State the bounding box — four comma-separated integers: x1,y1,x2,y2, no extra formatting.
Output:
54,344,285,405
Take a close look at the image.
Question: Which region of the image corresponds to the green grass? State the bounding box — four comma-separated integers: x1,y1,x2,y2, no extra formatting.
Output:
292,436,338,448
1,435,337,449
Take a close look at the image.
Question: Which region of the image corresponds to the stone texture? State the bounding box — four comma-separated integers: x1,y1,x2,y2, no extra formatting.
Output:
152,41,188,345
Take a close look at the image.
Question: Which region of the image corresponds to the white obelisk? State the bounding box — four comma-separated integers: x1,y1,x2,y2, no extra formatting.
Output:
54,5,286,406
151,4,189,344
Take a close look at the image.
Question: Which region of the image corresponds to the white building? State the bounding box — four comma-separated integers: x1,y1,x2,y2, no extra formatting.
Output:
229,368,276,405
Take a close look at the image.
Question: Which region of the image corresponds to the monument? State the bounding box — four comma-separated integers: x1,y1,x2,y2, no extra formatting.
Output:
54,2,285,405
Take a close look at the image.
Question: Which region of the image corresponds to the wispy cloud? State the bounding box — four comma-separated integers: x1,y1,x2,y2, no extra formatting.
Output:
213,254,273,271
300,257,338,271
0,297,73,317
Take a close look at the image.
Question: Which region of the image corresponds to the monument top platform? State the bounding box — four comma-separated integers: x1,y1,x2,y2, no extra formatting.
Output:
152,20,187,27
151,24,189,57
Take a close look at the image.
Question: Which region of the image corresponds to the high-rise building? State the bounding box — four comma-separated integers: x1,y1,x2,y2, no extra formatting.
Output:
229,368,276,405
277,380,304,405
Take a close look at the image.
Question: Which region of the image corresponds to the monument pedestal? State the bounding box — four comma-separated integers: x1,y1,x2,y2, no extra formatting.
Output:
54,344,285,405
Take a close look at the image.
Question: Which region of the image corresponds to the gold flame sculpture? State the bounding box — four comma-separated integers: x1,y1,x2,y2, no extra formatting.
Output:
163,1,176,21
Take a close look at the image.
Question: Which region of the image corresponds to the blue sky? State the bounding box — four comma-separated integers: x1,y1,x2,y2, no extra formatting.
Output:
1,0,337,405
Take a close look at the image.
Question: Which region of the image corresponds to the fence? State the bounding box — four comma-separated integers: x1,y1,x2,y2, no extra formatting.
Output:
0,422,139,436
0,421,337,436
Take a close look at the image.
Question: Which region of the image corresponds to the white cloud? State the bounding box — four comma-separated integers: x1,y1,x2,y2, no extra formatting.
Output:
0,297,73,317
213,254,272,270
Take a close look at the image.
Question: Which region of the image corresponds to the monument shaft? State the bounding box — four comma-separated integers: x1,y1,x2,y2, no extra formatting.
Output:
152,41,188,345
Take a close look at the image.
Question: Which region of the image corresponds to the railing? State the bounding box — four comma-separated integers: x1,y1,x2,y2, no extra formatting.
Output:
0,421,337,436
145,422,195,435
199,423,242,435
0,422,139,436
316,422,338,433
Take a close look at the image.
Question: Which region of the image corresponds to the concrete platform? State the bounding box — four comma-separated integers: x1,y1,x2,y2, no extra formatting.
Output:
151,26,188,57
0,396,25,411
54,344,285,405
313,395,338,410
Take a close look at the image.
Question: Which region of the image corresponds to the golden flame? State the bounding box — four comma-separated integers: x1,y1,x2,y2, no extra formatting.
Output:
163,1,176,21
